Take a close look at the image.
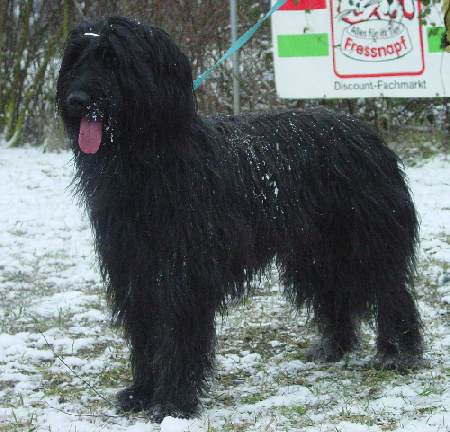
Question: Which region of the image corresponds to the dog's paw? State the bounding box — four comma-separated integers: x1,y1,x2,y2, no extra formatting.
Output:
149,402,197,423
118,387,198,421
117,387,152,413
305,338,345,362
371,353,426,372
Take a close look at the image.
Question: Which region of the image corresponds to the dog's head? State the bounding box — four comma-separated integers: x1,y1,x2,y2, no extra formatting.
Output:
57,16,195,154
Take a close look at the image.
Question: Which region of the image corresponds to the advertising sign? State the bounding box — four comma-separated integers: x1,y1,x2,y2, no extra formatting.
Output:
271,0,450,98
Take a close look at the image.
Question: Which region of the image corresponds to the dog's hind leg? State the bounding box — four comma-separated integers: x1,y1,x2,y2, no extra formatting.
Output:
280,248,360,362
306,291,360,362
374,275,423,370
368,184,423,369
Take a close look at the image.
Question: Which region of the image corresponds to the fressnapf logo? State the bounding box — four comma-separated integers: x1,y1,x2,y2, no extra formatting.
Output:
331,0,425,77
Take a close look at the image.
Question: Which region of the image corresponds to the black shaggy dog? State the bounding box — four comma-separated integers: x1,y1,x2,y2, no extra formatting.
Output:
57,16,423,420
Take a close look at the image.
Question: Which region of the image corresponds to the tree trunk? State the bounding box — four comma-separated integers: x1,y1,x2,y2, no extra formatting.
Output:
4,0,33,142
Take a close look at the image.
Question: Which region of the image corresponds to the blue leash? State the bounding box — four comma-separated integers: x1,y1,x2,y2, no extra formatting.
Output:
193,0,288,90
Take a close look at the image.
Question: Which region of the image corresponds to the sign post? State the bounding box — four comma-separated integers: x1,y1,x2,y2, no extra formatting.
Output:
271,0,450,98
230,0,241,115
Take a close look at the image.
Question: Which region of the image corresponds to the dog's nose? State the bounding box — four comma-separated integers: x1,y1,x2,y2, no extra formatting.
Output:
67,91,90,112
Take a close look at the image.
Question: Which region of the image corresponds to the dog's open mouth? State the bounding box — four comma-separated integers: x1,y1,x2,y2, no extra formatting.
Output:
79,117,103,154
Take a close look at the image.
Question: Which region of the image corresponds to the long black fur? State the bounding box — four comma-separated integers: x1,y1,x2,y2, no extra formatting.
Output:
57,16,423,420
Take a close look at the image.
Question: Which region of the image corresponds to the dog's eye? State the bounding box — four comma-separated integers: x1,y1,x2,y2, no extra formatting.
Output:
66,38,89,62
102,50,117,68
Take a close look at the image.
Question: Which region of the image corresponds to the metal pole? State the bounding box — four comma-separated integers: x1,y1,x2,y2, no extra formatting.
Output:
230,0,240,115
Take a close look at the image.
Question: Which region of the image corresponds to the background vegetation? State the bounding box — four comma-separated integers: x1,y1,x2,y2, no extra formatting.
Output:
0,0,448,149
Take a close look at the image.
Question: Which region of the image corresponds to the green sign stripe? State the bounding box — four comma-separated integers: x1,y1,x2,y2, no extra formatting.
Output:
278,33,329,57
427,27,445,53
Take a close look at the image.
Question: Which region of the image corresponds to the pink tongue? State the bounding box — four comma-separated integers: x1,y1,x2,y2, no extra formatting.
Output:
79,118,102,154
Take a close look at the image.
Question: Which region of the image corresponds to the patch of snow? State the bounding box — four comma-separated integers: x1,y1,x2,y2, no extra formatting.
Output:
31,291,99,317
160,416,203,432
442,295,450,304
126,422,154,431
333,422,381,432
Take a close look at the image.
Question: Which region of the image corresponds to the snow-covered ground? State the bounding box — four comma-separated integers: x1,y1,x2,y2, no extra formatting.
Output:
0,147,449,432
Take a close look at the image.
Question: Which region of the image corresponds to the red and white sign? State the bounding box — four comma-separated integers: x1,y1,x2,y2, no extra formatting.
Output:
271,0,449,98
331,0,425,78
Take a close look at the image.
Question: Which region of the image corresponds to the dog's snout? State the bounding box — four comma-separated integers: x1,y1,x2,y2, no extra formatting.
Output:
67,91,90,113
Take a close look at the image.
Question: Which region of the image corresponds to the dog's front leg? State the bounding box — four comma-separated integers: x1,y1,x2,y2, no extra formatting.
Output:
116,294,159,414
117,277,216,420
147,280,217,421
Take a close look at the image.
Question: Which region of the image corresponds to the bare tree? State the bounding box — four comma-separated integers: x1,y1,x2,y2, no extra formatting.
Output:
0,0,447,147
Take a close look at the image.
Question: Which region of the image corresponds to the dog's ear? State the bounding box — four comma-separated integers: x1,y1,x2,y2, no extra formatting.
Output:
141,25,196,130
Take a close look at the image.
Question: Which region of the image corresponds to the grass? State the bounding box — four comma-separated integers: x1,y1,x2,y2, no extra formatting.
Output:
388,129,449,165
0,412,38,432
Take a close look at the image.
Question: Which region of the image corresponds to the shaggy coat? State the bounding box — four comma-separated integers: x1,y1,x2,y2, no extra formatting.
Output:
57,16,423,420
